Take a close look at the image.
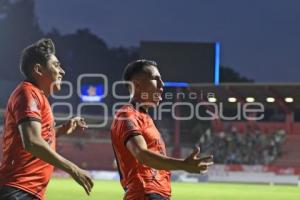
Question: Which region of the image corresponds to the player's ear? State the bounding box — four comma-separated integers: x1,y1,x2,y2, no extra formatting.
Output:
132,79,141,92
32,64,43,76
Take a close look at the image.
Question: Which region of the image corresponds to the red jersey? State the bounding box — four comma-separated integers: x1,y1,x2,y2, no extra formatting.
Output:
0,81,56,200
110,104,171,200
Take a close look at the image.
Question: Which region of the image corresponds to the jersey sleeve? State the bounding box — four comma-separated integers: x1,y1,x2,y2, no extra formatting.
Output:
12,89,42,125
117,112,144,145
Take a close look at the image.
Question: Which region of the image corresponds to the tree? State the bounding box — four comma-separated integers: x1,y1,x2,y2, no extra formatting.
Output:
220,66,253,83
0,0,43,80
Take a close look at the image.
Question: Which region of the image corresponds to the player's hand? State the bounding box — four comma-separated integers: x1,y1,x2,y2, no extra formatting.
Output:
183,146,213,174
63,116,88,135
70,166,94,195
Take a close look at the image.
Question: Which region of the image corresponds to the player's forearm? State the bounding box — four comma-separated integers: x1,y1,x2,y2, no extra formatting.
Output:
137,149,186,171
25,138,76,174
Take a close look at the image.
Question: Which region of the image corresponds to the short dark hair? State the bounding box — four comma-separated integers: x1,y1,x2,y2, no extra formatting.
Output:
122,59,157,85
20,38,55,79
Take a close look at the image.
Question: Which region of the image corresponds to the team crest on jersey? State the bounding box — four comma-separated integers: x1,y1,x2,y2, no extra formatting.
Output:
125,120,135,130
29,100,39,112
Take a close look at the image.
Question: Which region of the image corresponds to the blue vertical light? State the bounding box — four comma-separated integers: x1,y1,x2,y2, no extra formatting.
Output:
214,42,220,85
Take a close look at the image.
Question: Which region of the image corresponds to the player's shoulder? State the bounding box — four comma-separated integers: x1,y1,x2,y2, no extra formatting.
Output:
112,104,145,130
114,104,138,119
21,81,42,93
21,81,44,97
12,81,36,93
9,81,43,104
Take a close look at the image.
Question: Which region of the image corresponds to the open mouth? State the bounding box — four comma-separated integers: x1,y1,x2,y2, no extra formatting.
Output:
57,76,63,82
154,90,163,101
54,77,63,87
158,89,164,96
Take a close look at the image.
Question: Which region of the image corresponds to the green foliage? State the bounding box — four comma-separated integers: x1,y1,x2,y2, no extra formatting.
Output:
220,66,254,83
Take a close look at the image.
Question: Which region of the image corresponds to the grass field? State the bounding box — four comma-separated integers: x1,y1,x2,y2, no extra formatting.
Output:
46,178,300,200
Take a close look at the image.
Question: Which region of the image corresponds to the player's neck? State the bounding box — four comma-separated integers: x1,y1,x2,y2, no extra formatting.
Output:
26,79,50,97
130,98,149,113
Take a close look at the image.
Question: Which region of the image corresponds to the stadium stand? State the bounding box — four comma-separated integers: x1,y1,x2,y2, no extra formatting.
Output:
1,83,299,174
273,134,300,167
158,83,300,167
57,139,115,170
0,131,2,165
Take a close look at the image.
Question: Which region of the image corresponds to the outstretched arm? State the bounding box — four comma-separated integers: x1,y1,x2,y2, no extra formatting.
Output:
126,134,213,173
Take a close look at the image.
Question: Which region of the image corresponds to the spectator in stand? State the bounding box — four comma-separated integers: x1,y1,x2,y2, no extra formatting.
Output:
199,127,285,165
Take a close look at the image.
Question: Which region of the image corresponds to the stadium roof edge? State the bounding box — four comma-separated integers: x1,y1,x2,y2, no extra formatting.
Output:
185,83,300,109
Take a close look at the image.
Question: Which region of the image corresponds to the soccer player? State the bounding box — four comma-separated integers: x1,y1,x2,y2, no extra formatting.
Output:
0,39,93,200
111,60,213,200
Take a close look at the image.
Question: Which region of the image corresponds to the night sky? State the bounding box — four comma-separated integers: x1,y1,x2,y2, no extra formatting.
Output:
35,0,300,82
